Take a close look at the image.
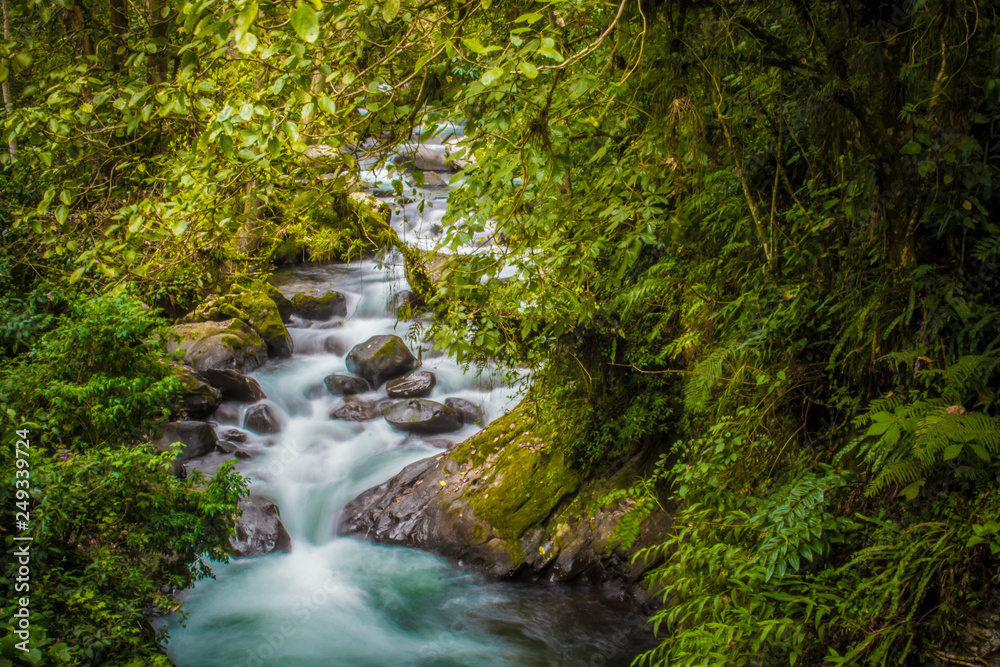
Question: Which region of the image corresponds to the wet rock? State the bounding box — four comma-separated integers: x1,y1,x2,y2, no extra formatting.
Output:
200,368,266,402
345,334,417,389
386,370,437,399
383,399,462,434
444,397,484,425
330,396,381,422
292,291,347,320
219,428,249,443
215,438,254,460
393,145,458,172
244,403,283,434
168,320,267,373
338,399,671,587
324,374,371,396
154,421,219,475
171,366,222,419
230,495,292,558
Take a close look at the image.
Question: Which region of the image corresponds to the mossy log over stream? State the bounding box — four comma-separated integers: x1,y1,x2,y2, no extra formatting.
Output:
338,398,670,594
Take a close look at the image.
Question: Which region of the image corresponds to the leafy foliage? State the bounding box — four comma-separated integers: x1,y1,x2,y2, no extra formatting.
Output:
0,292,247,666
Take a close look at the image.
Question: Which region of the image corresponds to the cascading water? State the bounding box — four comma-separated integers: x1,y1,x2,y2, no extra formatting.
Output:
161,141,651,667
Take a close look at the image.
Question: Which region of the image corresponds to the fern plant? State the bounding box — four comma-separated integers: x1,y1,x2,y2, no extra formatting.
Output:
841,352,1000,499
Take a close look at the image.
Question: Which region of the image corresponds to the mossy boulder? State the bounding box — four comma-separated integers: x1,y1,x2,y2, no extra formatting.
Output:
265,285,295,322
168,319,267,373
291,291,347,320
180,289,293,358
345,334,417,389
337,398,671,588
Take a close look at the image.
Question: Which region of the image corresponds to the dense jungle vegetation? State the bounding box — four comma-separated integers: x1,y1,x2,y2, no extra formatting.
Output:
1,0,1000,664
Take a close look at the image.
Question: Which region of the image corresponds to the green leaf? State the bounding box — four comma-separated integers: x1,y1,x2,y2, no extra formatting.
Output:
480,67,505,86
172,219,189,236
900,141,922,155
54,205,69,226
942,444,963,460
236,1,258,36
290,2,319,43
969,444,991,461
463,38,486,54
220,135,234,157
69,266,86,283
537,46,563,61
317,96,337,114
382,0,400,23
237,31,258,54
519,61,538,79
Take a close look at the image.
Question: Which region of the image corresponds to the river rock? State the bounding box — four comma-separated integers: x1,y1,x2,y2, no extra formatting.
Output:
444,397,484,425
386,370,437,399
215,438,254,460
324,374,371,396
266,285,295,322
383,399,462,434
244,403,283,434
180,291,293,359
200,368,266,402
171,366,222,419
345,335,418,389
394,145,457,172
330,396,381,422
338,399,671,586
154,421,220,475
219,428,249,443
230,495,292,558
292,291,347,320
168,320,267,373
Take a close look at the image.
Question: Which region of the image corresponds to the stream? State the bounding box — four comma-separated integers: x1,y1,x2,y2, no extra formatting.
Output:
161,142,652,667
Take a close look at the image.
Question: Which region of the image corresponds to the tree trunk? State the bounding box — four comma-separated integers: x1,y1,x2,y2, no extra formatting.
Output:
110,0,129,73
1,0,15,161
147,0,169,84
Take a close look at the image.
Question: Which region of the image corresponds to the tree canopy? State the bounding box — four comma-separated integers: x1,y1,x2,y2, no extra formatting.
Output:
2,0,1000,664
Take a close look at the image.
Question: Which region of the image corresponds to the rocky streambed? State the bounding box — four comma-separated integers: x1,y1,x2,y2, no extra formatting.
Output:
157,257,664,667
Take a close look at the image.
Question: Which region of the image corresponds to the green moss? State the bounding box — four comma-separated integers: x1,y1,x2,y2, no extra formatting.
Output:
182,289,290,355
372,336,410,360
458,406,583,540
